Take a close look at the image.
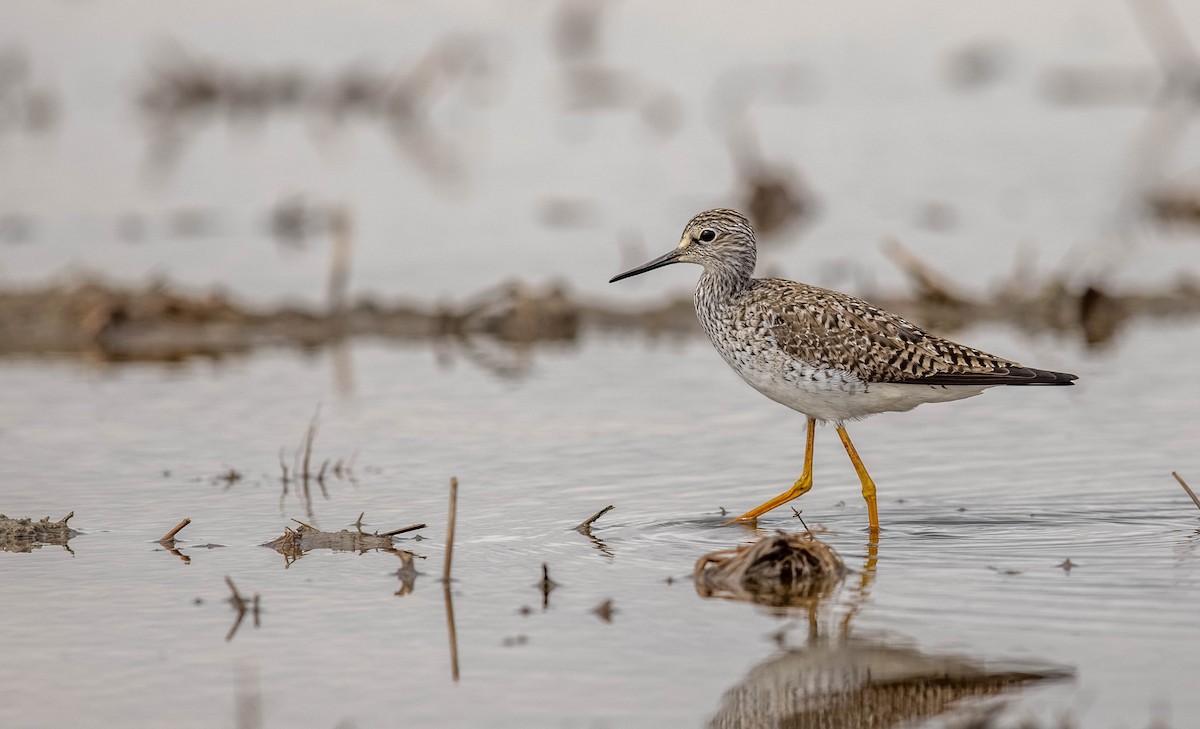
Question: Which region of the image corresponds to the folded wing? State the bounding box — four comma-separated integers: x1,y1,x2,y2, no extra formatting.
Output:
745,280,1077,386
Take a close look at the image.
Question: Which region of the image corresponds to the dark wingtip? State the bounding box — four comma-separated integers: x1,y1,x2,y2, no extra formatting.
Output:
895,367,1079,386
993,367,1078,386
1023,368,1078,386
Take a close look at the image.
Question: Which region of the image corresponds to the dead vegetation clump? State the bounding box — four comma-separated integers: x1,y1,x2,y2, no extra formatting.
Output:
261,519,425,563
874,238,1200,348
0,512,77,553
694,531,845,608
435,281,579,343
1147,186,1200,229
4,250,1200,364
0,276,580,362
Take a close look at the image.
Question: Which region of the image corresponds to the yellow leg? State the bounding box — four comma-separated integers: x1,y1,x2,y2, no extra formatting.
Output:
835,425,879,535
728,417,816,523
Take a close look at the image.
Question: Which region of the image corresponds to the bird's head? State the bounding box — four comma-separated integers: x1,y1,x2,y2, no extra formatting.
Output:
609,208,758,283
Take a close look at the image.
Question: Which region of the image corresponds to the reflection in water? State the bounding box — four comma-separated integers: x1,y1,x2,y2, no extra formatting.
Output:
224,577,262,642
443,583,460,682
575,504,616,557
707,640,1071,729
434,332,535,381
394,550,421,597
158,542,191,564
837,541,877,638
537,563,559,610
234,663,263,729
698,537,1071,728
576,527,613,557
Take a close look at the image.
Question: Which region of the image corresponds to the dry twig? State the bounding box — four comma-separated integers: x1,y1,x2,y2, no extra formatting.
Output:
381,523,427,537
1172,471,1200,511
158,518,191,542
575,504,614,532
442,476,458,583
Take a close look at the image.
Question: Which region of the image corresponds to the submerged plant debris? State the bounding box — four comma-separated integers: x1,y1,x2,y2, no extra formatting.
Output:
694,531,846,608
261,519,425,563
0,513,77,553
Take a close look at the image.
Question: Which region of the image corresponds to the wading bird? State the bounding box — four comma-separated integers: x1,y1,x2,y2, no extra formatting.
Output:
609,209,1076,533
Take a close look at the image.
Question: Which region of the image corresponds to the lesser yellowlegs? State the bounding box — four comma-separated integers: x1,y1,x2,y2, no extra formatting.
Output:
609,208,1077,534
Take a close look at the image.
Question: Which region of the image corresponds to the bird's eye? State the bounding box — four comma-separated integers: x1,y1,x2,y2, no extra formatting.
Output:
698,229,716,243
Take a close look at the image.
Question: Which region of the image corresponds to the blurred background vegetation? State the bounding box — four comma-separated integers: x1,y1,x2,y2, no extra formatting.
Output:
1,0,1199,358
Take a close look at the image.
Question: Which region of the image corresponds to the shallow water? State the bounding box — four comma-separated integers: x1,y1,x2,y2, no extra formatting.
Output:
1,320,1198,728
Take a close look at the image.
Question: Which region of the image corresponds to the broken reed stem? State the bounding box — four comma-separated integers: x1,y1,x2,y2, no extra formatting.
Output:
381,523,427,537
443,476,458,583
575,504,614,532
1172,471,1200,511
159,518,191,542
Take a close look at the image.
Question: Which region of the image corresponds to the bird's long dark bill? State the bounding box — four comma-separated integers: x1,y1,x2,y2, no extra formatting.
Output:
608,249,683,283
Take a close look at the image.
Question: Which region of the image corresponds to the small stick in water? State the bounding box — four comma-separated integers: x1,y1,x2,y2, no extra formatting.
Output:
442,476,458,583
382,523,427,537
537,563,558,609
440,476,461,682
1172,471,1200,511
575,505,614,533
790,507,813,536
159,518,191,543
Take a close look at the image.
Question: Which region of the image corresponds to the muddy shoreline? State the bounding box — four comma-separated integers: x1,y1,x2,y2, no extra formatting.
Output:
2,268,1198,362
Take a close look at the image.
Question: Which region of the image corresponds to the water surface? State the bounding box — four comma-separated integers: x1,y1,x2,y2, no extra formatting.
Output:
2,321,1198,727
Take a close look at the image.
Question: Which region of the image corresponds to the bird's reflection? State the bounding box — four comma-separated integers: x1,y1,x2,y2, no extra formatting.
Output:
706,636,1070,729
698,534,1071,729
